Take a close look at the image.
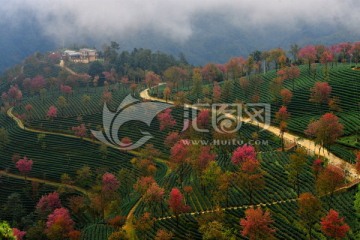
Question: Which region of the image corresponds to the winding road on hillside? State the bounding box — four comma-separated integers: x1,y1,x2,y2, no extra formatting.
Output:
0,170,89,196
139,87,359,181
7,107,170,167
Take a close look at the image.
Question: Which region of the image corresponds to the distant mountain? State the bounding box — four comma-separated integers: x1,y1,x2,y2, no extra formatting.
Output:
0,14,55,72
120,15,359,65
0,12,358,72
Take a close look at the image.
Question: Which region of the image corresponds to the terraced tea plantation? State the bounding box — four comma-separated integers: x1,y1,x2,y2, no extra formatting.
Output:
1,46,360,240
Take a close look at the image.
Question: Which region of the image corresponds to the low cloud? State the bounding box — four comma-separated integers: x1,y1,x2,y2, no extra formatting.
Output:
2,0,359,45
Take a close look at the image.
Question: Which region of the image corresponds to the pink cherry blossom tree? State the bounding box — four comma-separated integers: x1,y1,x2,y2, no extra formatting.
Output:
60,84,73,98
46,106,58,120
45,207,75,239
36,192,62,215
231,144,256,166
212,82,221,103
102,172,120,193
164,131,180,149
15,156,33,180
31,75,46,93
72,124,87,138
12,228,26,240
299,45,317,72
157,109,176,131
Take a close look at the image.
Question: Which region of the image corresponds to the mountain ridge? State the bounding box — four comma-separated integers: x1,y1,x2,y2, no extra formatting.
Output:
0,14,359,72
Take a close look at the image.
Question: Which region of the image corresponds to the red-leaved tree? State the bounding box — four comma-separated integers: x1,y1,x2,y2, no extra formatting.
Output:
155,229,174,240
194,146,216,175
202,63,219,85
102,90,112,104
275,106,290,122
316,165,345,198
60,84,73,96
133,176,156,194
157,109,176,131
101,173,120,216
163,87,171,102
7,85,23,106
275,106,290,151
45,207,75,240
299,45,317,72
145,71,161,95
287,65,300,90
168,188,190,225
321,209,350,239
143,182,165,215
12,228,26,240
240,207,275,240
164,131,180,149
280,89,293,105
310,82,332,105
170,140,190,184
237,158,265,205
133,212,155,236
102,173,120,193
25,103,33,112
226,57,245,80
68,230,81,240
304,113,343,152
46,106,58,120
36,192,62,216
351,42,360,66
31,75,46,93
196,109,210,130
297,192,322,239
320,50,334,78
15,156,33,180
72,124,87,138
312,158,324,178
231,144,256,166
24,104,33,120
212,82,221,103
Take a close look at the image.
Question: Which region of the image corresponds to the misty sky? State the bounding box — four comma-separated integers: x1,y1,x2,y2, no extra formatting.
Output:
2,0,359,45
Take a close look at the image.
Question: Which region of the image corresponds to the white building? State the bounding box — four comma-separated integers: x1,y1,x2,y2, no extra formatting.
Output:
63,48,97,63
79,48,97,62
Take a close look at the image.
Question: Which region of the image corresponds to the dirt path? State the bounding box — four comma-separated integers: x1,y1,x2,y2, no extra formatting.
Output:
140,88,359,181
7,107,169,166
58,60,78,75
0,170,89,196
156,198,298,221
123,197,143,240
156,178,360,221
